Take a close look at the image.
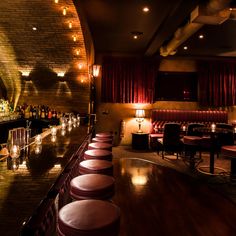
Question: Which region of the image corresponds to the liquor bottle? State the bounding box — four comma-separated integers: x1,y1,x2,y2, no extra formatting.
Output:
41,106,45,119
48,109,52,119
45,107,49,119
29,105,33,118
32,106,36,119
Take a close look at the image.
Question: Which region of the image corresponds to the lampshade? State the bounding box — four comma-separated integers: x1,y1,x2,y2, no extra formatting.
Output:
92,64,101,77
135,109,145,133
135,109,145,118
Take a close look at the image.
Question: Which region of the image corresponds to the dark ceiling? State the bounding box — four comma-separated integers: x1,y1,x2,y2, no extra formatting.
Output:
77,0,236,58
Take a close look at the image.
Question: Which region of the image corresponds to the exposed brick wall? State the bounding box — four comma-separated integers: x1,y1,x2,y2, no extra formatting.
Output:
0,0,93,113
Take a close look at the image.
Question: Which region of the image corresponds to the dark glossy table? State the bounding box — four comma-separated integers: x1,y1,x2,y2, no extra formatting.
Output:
194,127,233,174
0,124,90,235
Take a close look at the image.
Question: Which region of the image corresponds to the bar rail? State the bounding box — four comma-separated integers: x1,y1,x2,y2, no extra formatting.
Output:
20,128,93,236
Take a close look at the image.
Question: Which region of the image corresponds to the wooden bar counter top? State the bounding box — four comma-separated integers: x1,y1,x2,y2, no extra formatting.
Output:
0,124,89,235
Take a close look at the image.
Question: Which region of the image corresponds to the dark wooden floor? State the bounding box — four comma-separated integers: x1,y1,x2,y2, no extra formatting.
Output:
112,157,236,236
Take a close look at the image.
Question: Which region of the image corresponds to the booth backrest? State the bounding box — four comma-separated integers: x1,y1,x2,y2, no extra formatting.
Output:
151,109,228,132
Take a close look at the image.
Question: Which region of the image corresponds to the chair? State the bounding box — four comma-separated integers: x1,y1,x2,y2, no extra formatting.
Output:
186,123,205,136
182,123,205,168
216,123,234,148
157,123,183,159
221,145,236,181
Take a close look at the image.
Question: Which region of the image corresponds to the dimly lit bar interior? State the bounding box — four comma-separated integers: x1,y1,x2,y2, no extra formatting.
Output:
1,0,236,235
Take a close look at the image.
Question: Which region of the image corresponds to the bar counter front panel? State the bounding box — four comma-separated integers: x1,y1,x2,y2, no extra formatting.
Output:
0,125,89,235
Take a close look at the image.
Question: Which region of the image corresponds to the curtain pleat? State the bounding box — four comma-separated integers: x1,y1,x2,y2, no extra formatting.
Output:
101,57,158,103
198,61,236,107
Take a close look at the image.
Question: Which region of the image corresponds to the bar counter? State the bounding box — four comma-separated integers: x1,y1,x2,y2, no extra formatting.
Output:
0,124,90,235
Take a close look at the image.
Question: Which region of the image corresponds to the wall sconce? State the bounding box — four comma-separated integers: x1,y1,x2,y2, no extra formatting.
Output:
57,72,65,77
135,109,145,133
68,21,73,29
75,49,80,56
92,64,101,78
62,7,67,16
21,71,30,77
78,63,83,70
72,35,77,42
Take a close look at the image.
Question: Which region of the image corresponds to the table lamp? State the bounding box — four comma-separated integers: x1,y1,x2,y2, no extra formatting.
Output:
135,109,145,133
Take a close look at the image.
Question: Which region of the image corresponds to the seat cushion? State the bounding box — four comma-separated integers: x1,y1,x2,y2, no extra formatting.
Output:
58,200,120,236
183,136,202,146
96,133,113,139
88,142,112,151
221,145,236,158
92,137,113,144
70,174,115,200
84,150,112,161
79,159,113,176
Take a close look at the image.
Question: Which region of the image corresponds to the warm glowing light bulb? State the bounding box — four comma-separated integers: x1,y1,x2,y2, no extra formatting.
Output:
183,46,188,50
199,34,204,39
133,35,138,39
78,63,83,69
69,21,72,29
143,7,149,12
76,49,80,55
73,35,77,42
63,7,67,16
54,0,59,3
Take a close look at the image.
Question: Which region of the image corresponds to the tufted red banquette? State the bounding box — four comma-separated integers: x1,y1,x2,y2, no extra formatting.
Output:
150,109,228,149
151,109,228,132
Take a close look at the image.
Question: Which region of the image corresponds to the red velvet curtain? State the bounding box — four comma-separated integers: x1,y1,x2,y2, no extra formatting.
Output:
101,57,159,103
198,61,236,107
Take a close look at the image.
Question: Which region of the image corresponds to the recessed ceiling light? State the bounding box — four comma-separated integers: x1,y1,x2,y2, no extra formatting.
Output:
143,6,149,12
32,27,37,31
131,31,143,39
199,34,204,39
183,46,188,50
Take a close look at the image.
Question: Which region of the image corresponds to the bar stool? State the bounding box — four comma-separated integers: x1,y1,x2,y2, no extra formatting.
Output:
84,150,112,161
183,136,202,170
88,142,112,152
92,137,113,144
57,199,120,236
70,174,115,200
221,145,236,180
79,159,113,176
96,132,113,140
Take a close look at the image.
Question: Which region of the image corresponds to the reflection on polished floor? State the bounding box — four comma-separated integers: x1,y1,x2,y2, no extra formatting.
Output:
112,146,236,236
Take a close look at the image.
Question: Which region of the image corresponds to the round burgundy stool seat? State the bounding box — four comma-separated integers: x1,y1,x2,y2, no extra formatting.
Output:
79,159,113,176
70,174,115,200
88,142,112,152
96,132,113,139
183,136,202,146
84,150,112,162
92,137,113,144
58,199,120,236
221,145,236,178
